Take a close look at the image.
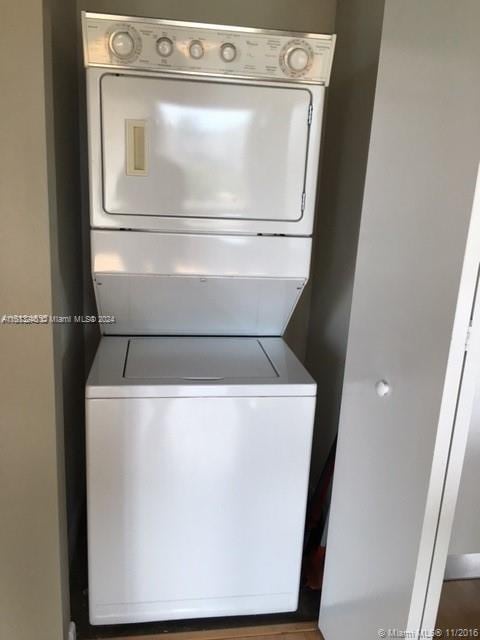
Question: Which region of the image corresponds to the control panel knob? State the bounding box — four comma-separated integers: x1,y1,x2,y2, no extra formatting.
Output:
156,37,174,57
287,47,310,72
109,31,135,58
189,40,204,60
220,43,237,62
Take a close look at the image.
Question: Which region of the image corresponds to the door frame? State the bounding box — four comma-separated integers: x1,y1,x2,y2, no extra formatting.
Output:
406,164,480,635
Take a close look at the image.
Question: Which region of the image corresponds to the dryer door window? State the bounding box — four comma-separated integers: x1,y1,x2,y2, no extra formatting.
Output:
101,74,311,222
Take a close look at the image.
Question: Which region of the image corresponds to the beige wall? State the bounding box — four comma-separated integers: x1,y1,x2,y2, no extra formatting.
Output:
0,0,67,636
0,1,80,639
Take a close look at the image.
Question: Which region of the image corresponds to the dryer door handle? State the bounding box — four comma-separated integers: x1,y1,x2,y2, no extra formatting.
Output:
125,119,148,176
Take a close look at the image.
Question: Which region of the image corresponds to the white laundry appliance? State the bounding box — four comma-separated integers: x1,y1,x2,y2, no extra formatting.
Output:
82,12,335,625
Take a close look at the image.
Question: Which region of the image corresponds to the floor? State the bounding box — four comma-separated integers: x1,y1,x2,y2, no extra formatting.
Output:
111,624,323,640
192,633,322,640
436,579,480,630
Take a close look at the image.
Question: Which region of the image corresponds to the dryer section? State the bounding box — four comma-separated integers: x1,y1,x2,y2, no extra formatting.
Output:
92,230,312,335
82,8,335,237
87,68,325,235
101,73,311,224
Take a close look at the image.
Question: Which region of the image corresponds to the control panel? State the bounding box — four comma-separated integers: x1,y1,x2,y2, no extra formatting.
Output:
82,12,336,85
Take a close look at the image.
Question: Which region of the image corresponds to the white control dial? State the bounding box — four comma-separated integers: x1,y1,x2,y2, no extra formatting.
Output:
189,40,204,60
280,39,313,77
156,37,174,57
220,43,237,62
287,47,310,72
109,31,135,58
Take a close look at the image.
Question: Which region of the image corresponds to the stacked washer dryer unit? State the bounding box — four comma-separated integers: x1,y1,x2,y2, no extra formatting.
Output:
82,12,335,626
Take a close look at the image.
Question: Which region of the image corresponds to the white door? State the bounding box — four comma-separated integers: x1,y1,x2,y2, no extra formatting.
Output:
318,1,480,637
101,74,311,222
319,168,480,639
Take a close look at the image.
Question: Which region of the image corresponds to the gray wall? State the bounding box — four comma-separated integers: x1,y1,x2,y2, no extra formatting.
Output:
46,0,86,569
0,1,77,638
306,0,385,483
77,0,336,32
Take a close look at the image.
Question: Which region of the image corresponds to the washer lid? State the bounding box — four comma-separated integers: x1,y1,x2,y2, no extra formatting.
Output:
125,337,277,380
86,337,316,398
92,230,311,337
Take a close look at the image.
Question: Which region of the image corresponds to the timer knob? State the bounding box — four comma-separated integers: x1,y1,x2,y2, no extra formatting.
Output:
221,43,237,62
156,37,173,57
109,31,135,58
287,47,310,72
189,40,204,60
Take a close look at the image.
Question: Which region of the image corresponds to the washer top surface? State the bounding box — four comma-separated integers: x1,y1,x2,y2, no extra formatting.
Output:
87,337,316,398
125,337,277,380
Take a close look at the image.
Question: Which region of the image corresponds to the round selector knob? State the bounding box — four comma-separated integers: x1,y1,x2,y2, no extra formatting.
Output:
189,40,204,60
220,43,237,62
287,46,310,72
109,31,135,58
156,37,174,57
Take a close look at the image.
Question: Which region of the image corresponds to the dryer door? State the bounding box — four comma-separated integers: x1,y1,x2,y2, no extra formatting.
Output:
98,72,316,233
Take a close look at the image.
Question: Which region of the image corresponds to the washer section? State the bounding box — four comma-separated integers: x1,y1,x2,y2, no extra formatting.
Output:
86,337,316,624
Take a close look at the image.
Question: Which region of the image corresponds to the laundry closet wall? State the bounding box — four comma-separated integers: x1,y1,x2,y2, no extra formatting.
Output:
0,1,82,639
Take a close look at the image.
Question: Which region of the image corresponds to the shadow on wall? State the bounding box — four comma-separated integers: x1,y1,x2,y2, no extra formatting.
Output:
306,0,386,487
76,0,337,33
45,0,87,566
